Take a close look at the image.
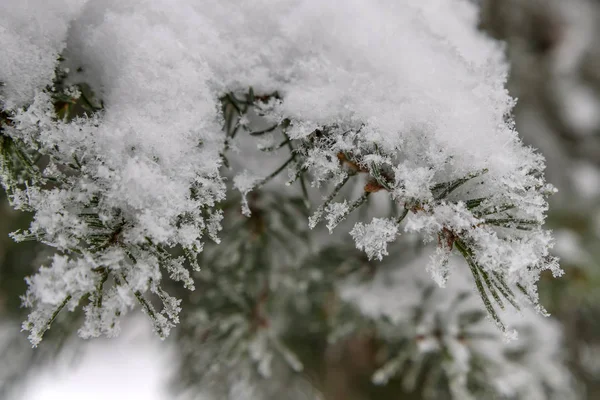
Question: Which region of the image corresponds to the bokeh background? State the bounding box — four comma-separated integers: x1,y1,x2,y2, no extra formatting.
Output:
1,0,599,398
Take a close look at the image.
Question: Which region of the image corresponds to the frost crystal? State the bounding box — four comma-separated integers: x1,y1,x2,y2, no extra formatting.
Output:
234,171,260,217
324,202,349,233
350,218,399,261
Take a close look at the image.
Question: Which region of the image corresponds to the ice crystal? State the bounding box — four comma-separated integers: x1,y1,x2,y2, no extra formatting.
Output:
350,218,399,261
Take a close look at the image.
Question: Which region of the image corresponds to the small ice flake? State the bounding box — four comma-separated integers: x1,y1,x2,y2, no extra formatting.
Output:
350,218,399,261
324,201,349,233
234,170,260,217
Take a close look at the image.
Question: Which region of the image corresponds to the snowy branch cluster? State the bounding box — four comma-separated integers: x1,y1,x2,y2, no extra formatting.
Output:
0,0,574,398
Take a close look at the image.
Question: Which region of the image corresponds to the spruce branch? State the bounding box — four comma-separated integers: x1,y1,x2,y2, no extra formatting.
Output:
308,173,351,229
432,169,488,200
254,154,296,189
454,239,506,332
326,191,371,232
26,295,72,348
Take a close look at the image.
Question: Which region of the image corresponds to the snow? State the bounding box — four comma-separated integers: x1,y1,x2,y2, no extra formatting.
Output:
0,0,561,360
0,0,88,108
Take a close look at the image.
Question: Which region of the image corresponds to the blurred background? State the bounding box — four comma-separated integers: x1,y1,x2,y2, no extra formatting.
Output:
480,0,600,397
1,0,599,398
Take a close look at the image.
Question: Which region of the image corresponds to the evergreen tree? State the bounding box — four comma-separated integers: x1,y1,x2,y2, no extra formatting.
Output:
1,0,596,398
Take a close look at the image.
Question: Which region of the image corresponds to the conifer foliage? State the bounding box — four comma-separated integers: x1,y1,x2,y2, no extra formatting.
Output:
0,0,575,398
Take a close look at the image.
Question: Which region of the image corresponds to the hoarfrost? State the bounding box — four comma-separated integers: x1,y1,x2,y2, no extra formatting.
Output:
350,218,399,261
